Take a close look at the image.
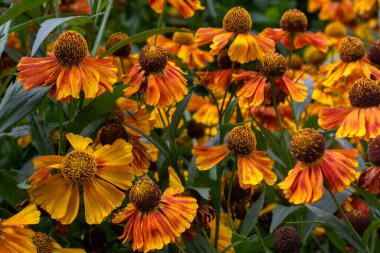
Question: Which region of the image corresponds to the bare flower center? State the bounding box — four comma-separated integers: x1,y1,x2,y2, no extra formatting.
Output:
223,7,252,34
290,129,325,164
62,151,97,184
54,31,88,66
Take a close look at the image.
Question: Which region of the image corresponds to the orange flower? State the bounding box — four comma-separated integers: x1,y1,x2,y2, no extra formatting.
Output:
29,133,135,224
194,7,275,64
193,126,276,189
17,31,117,101
233,52,308,106
124,44,188,108
250,104,294,131
308,0,355,22
150,32,213,69
353,0,379,14
324,21,347,48
0,204,40,253
358,136,380,194
112,180,198,252
262,9,328,52
148,0,204,18
32,232,85,253
319,78,380,139
279,129,358,204
320,36,380,89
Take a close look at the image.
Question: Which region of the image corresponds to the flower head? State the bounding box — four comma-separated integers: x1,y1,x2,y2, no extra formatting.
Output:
106,32,132,57
338,36,365,62
280,9,308,32
260,52,287,77
223,7,252,34
226,126,257,155
290,129,325,164
274,226,301,253
54,31,88,66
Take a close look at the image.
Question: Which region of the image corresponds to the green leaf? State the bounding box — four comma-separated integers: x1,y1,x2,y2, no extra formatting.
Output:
223,97,238,124
100,27,192,57
231,233,274,253
240,191,265,236
31,16,87,56
0,0,48,27
71,85,125,135
363,218,380,246
353,184,380,213
324,226,346,252
306,205,366,253
270,205,304,232
0,169,27,208
0,82,52,133
169,90,193,138
0,20,11,55
27,113,55,155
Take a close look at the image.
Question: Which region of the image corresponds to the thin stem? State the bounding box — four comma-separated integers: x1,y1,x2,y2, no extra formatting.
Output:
227,158,237,232
219,62,235,122
57,102,64,155
174,241,185,253
53,0,61,33
91,0,113,57
288,32,294,69
154,0,167,43
214,166,222,249
255,226,268,253
326,186,363,244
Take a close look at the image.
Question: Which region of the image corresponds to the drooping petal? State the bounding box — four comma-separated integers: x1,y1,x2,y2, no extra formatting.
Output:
192,144,230,170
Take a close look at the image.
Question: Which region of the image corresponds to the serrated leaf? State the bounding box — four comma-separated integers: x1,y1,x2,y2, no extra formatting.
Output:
31,16,86,56
0,0,48,27
0,82,52,132
27,113,55,155
100,27,192,57
240,191,265,236
306,205,366,253
71,85,125,134
270,205,304,232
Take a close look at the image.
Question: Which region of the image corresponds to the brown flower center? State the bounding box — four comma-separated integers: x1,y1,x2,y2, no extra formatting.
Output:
368,136,380,166
222,7,252,34
217,49,240,69
33,232,54,253
100,122,129,145
347,210,370,236
226,126,257,155
54,31,88,66
260,52,287,77
280,9,308,32
274,226,301,253
62,151,97,184
172,31,194,45
325,22,347,38
139,44,168,73
290,54,303,70
368,40,380,65
349,78,380,108
338,36,365,62
129,180,162,212
290,129,325,164
106,32,132,57
106,105,125,124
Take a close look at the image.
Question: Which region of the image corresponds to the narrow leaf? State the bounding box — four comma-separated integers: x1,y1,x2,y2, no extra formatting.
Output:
27,113,55,155
0,0,48,27
270,205,304,232
240,191,265,236
169,90,193,138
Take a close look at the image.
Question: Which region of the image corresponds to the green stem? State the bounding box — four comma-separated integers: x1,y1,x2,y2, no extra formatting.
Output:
91,0,113,57
155,0,167,43
214,166,222,249
57,102,64,155
227,158,237,232
219,62,235,121
326,186,363,244
288,32,294,69
255,226,268,253
53,0,61,33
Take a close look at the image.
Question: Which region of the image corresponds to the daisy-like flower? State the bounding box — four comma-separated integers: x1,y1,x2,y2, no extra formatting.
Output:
112,180,198,253
308,0,355,22
28,133,135,224
353,0,379,14
359,136,380,194
192,126,276,189
233,52,308,107
196,49,242,93
0,204,40,253
250,104,294,131
32,232,85,253
278,129,358,204
324,21,347,48
17,31,118,101
262,9,328,53
105,32,139,81
194,7,275,64
147,0,204,19
124,44,188,108
318,78,380,139
150,32,214,69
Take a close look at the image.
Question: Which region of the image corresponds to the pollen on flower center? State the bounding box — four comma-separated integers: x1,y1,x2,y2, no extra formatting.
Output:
33,232,54,253
129,180,162,212
222,7,252,34
62,151,97,184
173,31,194,45
106,32,132,57
260,52,287,77
100,122,129,145
139,44,168,73
368,136,380,166
338,36,365,62
54,31,88,66
226,126,257,155
348,78,380,108
280,9,308,32
290,129,325,164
